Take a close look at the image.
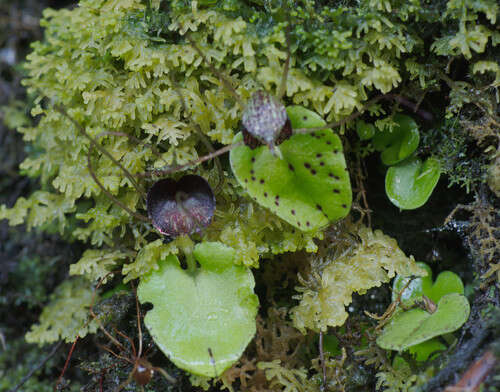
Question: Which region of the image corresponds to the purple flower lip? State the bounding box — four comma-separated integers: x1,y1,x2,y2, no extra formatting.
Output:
146,175,215,238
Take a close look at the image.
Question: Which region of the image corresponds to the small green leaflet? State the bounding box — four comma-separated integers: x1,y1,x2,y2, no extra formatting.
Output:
230,106,352,231
377,293,470,351
385,157,441,210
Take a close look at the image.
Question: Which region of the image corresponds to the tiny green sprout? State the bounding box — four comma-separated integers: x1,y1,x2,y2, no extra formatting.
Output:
373,114,420,166
230,106,352,231
385,157,441,210
356,120,376,141
137,242,258,378
377,263,470,353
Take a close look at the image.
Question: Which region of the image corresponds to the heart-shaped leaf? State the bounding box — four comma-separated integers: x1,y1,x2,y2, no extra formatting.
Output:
385,157,441,210
373,114,420,165
137,242,258,377
393,262,464,305
377,293,470,351
230,105,352,231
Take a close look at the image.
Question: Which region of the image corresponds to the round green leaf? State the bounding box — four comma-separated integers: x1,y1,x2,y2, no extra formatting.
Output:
137,242,258,377
393,262,464,304
377,293,470,351
385,157,441,210
230,105,352,231
373,114,420,165
356,120,376,140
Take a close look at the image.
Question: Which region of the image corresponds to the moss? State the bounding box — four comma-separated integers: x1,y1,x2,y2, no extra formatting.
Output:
0,0,498,389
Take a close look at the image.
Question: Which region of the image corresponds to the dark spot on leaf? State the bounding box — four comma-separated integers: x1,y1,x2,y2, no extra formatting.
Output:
316,204,322,211
251,157,255,163
264,192,268,197
306,221,310,227
320,161,325,166
275,200,280,206
311,169,317,175
288,163,294,171
333,189,340,193
333,149,339,154
326,141,331,145
260,179,265,184
342,204,347,208
244,179,248,183
291,209,296,215
316,153,322,158
297,222,301,227
304,163,311,169
275,195,280,200
303,116,307,120
250,169,254,174
251,176,256,181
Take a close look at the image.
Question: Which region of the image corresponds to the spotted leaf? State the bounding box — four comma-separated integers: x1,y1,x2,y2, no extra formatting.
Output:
230,106,352,231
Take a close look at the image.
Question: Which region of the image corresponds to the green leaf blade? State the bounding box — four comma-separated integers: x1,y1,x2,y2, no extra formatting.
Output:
230,106,352,231
137,243,258,377
385,157,441,209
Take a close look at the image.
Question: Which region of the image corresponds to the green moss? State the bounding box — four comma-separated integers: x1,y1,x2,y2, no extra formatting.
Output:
0,0,497,388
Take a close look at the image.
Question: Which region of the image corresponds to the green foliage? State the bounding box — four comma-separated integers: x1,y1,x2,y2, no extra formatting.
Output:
257,360,317,392
377,263,470,352
377,293,470,351
25,277,98,344
420,120,489,193
137,241,258,377
1,0,497,386
0,338,80,392
385,157,441,210
393,263,465,305
373,114,420,166
230,106,352,232
291,226,424,333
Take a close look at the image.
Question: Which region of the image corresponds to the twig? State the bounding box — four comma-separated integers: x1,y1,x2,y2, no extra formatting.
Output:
86,147,149,222
54,105,145,198
137,142,242,178
9,341,63,392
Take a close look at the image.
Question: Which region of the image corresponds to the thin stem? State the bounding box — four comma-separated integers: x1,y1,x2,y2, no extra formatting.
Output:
96,131,168,167
195,129,225,193
177,235,196,274
173,87,225,193
132,283,143,359
97,343,134,365
277,24,292,101
319,331,327,391
9,341,62,392
153,367,177,384
87,147,149,222
137,142,242,178
185,33,244,108
54,105,145,198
